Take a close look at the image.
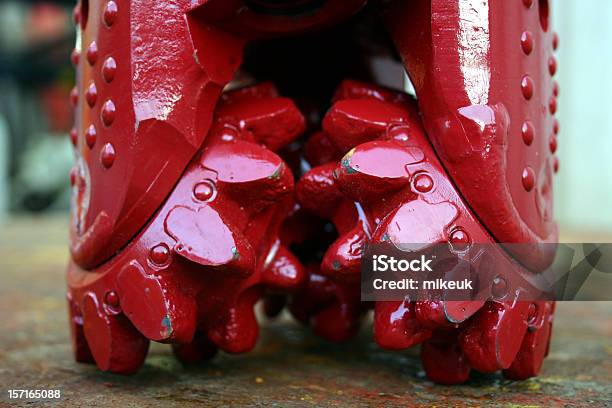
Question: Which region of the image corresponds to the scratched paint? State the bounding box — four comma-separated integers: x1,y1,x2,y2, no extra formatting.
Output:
458,0,491,105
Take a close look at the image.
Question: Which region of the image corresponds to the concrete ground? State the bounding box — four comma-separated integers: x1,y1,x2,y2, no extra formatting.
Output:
0,216,610,407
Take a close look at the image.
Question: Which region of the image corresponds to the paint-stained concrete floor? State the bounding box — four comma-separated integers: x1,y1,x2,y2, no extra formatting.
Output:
0,216,610,407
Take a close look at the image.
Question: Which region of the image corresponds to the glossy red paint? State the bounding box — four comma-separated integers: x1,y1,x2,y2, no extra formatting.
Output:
384,0,559,271
68,83,306,373
68,0,558,384
71,0,233,268
189,0,366,39
293,80,555,382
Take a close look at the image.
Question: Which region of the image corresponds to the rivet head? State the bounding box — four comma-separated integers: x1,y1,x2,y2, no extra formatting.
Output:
549,96,557,114
553,119,560,134
219,125,240,142
85,82,97,107
72,5,81,25
70,127,78,146
388,124,411,142
491,276,508,299
521,121,535,146
101,100,116,126
70,86,78,107
522,167,536,191
412,173,434,193
521,75,534,100
549,135,557,153
104,1,118,26
102,57,117,83
193,180,216,202
553,156,559,173
552,32,559,50
449,228,470,244
69,167,78,186
71,48,80,66
522,0,533,8
553,81,559,97
105,291,120,307
521,31,533,55
548,57,557,76
87,42,98,66
85,124,97,148
150,243,170,265
100,143,116,168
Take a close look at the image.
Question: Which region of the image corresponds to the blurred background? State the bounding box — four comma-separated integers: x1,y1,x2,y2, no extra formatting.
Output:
0,0,609,240
0,0,74,217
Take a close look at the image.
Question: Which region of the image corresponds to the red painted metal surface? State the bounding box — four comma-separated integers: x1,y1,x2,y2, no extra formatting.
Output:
68,83,306,373
69,0,361,270
71,0,241,269
384,0,559,271
67,0,558,384
293,80,555,383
